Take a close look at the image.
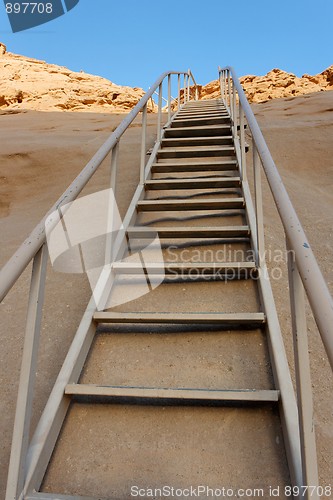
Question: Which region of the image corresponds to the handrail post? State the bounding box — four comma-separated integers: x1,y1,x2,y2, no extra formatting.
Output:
253,141,264,266
187,71,190,102
105,142,119,264
168,74,172,122
230,73,234,129
219,69,223,99
157,82,163,140
224,70,227,107
239,104,247,181
232,78,237,136
140,104,147,184
287,243,319,498
177,75,181,111
220,69,224,105
227,70,232,117
110,141,119,194
5,244,48,500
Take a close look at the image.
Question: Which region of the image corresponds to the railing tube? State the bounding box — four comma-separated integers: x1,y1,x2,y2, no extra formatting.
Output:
177,75,181,111
0,71,192,303
140,104,147,184
232,78,237,134
220,66,333,370
252,142,264,265
239,104,247,180
168,74,172,122
219,68,223,99
227,70,232,117
224,70,227,106
157,83,163,140
105,142,119,263
5,244,48,500
287,244,319,496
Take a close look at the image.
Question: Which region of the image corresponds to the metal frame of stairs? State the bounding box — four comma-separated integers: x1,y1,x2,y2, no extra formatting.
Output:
1,67,332,500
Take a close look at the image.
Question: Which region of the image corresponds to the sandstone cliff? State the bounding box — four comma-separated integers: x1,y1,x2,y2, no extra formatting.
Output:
200,66,333,103
1,43,332,111
0,43,153,113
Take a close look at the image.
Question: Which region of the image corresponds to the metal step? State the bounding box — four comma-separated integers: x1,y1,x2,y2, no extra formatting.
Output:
157,146,235,158
93,311,266,326
175,112,229,120
126,226,250,239
137,197,244,211
144,177,240,190
157,146,235,159
178,108,227,113
171,116,231,127
151,160,238,173
161,136,233,147
181,103,224,110
112,261,256,277
66,384,279,405
26,495,97,500
164,124,231,138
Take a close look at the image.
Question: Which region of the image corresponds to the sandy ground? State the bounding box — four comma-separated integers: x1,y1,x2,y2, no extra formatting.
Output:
0,93,332,498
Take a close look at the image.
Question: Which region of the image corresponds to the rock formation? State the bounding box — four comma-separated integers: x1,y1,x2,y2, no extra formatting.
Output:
0,44,155,112
1,43,332,111
200,66,333,103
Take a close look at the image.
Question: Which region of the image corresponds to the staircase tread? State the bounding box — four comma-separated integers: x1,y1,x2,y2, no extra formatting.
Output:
158,146,234,152
113,261,256,268
175,113,229,119
137,197,244,210
127,226,250,238
66,384,279,403
112,261,256,275
152,160,237,166
163,136,233,141
93,311,266,325
165,124,230,132
171,118,230,128
146,176,240,183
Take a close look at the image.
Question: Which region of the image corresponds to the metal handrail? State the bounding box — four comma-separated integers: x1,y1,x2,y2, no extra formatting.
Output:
0,70,197,303
3,69,198,500
218,65,332,496
219,65,333,370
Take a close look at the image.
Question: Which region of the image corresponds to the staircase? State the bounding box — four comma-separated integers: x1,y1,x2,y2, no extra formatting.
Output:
3,69,332,500
38,99,294,497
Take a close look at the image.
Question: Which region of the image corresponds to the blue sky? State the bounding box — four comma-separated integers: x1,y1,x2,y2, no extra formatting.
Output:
0,0,332,90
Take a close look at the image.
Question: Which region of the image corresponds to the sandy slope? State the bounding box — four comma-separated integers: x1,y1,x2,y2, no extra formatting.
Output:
0,92,332,496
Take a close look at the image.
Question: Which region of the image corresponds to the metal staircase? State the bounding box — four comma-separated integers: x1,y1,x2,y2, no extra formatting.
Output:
2,69,333,500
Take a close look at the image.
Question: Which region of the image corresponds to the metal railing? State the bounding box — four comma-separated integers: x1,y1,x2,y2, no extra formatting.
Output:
2,63,332,498
0,70,197,303
1,69,198,500
219,66,333,497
